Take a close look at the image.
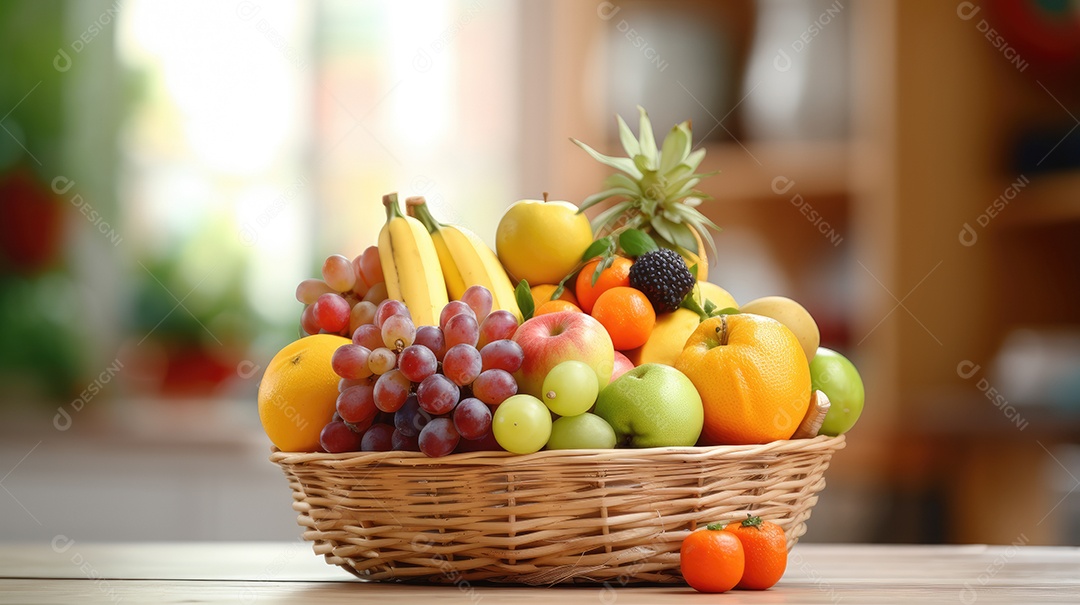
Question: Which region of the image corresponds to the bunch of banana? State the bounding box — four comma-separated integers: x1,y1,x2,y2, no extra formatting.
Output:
406,196,521,320
378,193,449,326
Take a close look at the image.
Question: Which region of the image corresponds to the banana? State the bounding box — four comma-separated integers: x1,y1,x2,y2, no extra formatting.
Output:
406,197,521,320
378,193,448,327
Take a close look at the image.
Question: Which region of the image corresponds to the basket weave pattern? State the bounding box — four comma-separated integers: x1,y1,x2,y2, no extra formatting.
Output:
271,434,844,585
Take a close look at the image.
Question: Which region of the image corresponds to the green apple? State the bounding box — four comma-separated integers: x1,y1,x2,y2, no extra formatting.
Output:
810,347,865,436
593,363,703,447
545,413,617,450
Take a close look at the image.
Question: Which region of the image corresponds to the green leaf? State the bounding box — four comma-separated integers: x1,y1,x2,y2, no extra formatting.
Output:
579,187,635,212
551,284,565,300
590,253,614,286
637,106,657,164
571,138,642,179
618,229,658,257
581,237,613,262
515,279,534,321
590,200,634,234
680,291,709,321
683,148,707,172
650,214,675,246
713,307,739,316
659,123,690,175
616,114,640,157
660,217,698,251
633,154,654,174
689,262,699,280
603,172,643,195
703,299,717,314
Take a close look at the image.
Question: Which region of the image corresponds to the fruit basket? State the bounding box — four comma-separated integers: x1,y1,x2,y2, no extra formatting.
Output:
270,434,845,585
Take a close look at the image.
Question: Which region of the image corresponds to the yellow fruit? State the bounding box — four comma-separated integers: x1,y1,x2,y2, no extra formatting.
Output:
496,197,593,286
257,334,349,452
739,296,819,362
530,284,578,309
693,281,738,311
675,314,811,445
625,308,700,367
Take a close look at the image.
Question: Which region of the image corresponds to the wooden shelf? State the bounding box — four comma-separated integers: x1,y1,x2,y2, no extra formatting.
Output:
1000,171,1080,228
699,141,851,202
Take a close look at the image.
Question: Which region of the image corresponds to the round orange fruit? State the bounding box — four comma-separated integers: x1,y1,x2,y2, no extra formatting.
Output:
535,299,582,315
590,286,655,351
530,284,578,309
674,314,810,445
575,256,632,314
258,334,350,451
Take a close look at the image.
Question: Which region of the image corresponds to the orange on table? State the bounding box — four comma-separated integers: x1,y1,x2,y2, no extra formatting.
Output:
675,314,811,445
590,286,655,350
529,283,578,309
680,523,745,593
535,299,582,315
575,256,632,314
724,515,788,590
257,334,350,451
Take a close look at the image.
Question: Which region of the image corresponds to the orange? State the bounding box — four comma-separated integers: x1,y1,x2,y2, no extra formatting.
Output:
724,516,788,590
575,256,632,314
535,299,582,315
257,334,350,451
590,286,655,350
675,314,810,445
530,284,578,309
680,523,745,593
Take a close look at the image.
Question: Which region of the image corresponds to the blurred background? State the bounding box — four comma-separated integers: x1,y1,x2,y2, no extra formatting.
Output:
2,0,1079,546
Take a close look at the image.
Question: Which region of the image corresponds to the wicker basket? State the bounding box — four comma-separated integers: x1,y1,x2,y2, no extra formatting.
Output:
271,434,845,585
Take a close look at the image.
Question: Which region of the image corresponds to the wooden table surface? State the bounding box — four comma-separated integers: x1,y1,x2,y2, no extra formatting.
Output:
2,542,1078,604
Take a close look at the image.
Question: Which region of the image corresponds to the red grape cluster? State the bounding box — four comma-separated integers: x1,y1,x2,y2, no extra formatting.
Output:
318,285,523,457
297,247,388,336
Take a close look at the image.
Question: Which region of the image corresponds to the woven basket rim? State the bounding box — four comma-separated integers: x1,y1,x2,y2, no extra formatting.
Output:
270,433,845,466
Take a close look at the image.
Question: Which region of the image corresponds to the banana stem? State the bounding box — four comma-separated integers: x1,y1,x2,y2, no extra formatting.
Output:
406,196,441,234
383,193,404,221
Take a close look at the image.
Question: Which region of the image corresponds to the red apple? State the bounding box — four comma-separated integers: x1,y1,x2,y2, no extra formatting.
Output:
512,311,615,398
612,351,635,382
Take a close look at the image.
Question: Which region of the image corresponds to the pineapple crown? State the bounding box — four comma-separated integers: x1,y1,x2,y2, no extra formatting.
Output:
571,106,719,259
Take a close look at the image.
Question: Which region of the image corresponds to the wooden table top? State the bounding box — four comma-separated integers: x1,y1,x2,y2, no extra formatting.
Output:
2,542,1078,604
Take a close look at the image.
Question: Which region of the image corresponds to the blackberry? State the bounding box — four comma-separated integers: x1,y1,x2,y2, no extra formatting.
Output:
628,249,696,313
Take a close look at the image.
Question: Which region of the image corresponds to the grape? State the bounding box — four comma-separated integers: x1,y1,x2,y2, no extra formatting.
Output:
344,414,375,435
416,374,460,415
391,429,420,452
322,254,356,292
444,313,479,349
296,278,334,305
492,395,552,454
480,339,524,373
331,344,372,380
478,310,519,348
381,314,416,351
398,344,438,383
541,360,599,417
300,304,320,335
414,325,446,361
439,300,475,329
361,423,395,451
349,301,377,334
442,343,483,387
332,411,343,423
461,285,493,323
418,417,460,458
355,246,384,288
362,281,388,304
320,420,364,453
394,395,431,437
367,347,398,375
373,369,411,412
339,377,368,393
375,299,410,328
336,384,377,424
352,323,383,350
453,397,493,440
314,293,350,333
455,431,501,453
472,369,518,405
